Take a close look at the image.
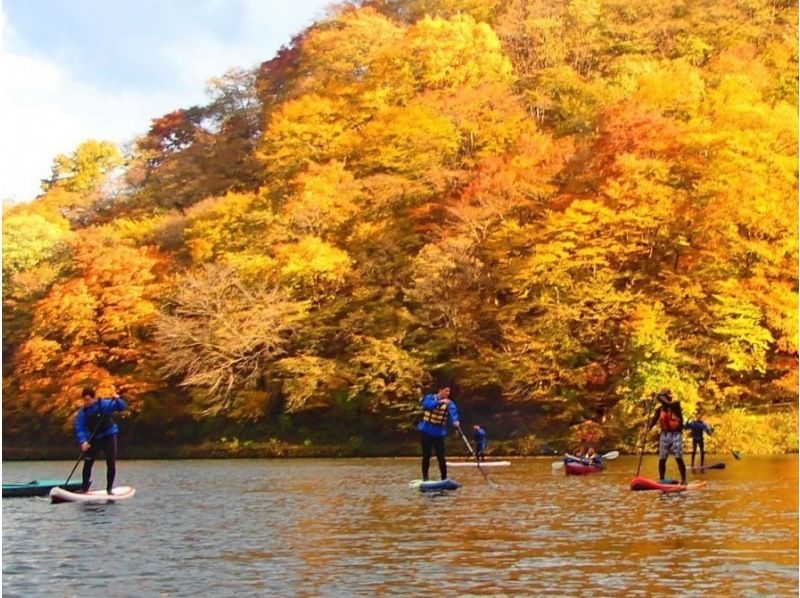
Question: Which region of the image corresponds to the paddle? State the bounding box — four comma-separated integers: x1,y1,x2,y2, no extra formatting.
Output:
551,450,619,469
456,426,498,488
636,394,658,478
730,448,742,460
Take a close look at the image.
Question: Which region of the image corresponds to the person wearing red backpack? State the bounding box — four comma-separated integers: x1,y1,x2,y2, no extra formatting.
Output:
648,388,687,485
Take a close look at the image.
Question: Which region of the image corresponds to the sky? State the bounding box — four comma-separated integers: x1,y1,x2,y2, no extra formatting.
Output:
0,0,333,202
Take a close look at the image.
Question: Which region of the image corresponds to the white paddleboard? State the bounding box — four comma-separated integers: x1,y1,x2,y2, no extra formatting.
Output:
50,485,136,503
447,460,511,467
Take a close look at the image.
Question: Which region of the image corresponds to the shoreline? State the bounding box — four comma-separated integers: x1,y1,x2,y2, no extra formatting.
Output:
4,443,795,461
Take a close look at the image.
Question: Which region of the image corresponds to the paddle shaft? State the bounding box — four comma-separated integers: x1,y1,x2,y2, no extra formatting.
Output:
636,395,657,478
456,426,497,488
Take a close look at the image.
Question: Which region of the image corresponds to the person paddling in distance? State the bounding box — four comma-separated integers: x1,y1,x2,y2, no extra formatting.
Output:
473,424,487,461
585,447,603,466
418,384,461,481
648,388,687,485
684,413,713,468
76,387,127,494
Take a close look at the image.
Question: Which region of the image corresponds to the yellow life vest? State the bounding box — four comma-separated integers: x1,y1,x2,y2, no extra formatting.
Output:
422,402,449,426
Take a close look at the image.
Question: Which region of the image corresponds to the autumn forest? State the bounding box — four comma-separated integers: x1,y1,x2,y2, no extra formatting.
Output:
3,0,798,458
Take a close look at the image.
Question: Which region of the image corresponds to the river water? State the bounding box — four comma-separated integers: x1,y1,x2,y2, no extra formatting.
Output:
3,455,797,597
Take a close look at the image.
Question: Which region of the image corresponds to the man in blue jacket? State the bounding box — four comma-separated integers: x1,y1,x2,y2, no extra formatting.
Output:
417,384,460,481
684,413,713,468
75,387,127,494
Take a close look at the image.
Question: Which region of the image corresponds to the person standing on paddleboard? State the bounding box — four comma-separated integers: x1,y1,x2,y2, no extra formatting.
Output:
473,425,487,461
418,384,461,481
75,387,127,494
648,389,687,485
684,413,713,468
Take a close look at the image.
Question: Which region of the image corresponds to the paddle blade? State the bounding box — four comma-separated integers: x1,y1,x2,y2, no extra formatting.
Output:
601,450,619,460
731,450,742,460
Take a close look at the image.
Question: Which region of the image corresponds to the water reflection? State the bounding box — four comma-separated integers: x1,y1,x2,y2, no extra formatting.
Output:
3,455,797,597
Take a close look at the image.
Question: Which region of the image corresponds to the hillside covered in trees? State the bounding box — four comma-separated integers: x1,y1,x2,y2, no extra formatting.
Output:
3,0,797,457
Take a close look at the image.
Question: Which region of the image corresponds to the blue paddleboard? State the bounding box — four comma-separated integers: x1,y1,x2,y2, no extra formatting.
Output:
409,479,461,492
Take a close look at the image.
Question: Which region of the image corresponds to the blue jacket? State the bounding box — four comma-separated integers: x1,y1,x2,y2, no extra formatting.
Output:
417,394,459,438
685,420,713,441
75,397,127,443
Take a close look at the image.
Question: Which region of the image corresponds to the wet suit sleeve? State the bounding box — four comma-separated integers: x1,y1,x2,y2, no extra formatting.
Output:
106,396,127,412
448,401,459,426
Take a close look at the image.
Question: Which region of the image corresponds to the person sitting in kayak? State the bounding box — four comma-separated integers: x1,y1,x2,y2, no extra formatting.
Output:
585,447,603,466
473,425,487,461
564,448,599,467
684,413,713,468
417,384,461,481
648,388,687,485
75,387,127,494
565,448,586,464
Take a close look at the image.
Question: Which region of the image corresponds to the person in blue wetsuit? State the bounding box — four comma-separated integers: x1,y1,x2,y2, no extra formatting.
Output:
75,387,127,494
684,414,713,468
417,385,461,481
473,425,487,461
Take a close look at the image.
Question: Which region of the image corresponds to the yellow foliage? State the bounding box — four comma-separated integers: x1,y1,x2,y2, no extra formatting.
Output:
185,191,273,259
404,15,513,90
2,212,72,278
220,251,279,285
711,408,798,454
285,161,362,237
353,100,460,176
14,336,62,377
48,139,123,194
631,59,706,116
298,8,407,100
278,236,353,301
260,94,350,178
32,279,99,344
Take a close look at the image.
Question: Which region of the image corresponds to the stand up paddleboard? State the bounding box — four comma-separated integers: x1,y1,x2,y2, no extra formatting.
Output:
409,479,461,492
3,479,82,498
446,460,510,468
50,486,136,504
630,477,706,492
691,462,725,471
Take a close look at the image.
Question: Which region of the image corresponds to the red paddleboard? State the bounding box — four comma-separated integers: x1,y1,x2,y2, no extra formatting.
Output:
630,477,706,492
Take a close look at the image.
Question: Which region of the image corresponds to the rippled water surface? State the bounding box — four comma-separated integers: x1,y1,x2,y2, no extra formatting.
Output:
3,455,797,597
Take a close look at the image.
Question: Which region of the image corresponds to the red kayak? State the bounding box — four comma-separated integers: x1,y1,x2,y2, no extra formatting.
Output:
565,461,604,475
630,476,707,492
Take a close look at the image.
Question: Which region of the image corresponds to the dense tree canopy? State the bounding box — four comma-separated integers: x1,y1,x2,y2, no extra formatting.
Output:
3,0,797,454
